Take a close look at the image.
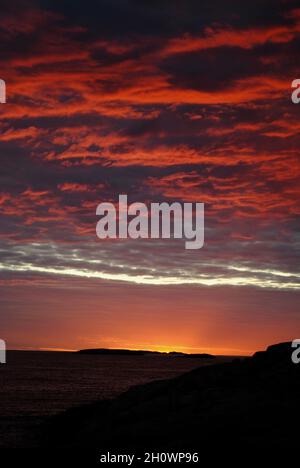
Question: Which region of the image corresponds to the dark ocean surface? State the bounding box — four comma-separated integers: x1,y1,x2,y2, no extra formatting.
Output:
0,351,234,447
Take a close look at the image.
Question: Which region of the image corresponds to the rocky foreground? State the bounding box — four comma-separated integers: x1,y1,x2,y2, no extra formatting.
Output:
43,342,300,453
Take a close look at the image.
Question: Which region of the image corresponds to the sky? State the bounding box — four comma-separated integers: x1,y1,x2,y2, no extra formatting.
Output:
0,0,299,355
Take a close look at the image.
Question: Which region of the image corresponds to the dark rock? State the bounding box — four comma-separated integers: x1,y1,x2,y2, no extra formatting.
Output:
42,342,299,455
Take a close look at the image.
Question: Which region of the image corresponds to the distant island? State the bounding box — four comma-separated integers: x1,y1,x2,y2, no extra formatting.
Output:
77,348,215,358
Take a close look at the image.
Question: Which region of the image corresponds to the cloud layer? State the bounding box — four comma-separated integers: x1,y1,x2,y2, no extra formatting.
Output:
0,0,299,351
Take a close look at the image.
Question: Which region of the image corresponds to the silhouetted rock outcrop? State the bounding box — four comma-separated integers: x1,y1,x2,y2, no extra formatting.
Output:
43,342,299,455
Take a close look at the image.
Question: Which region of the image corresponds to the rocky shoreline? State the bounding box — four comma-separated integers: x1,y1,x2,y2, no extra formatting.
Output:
42,342,300,452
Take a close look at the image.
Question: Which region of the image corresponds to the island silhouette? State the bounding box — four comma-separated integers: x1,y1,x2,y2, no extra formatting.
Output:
78,348,215,358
